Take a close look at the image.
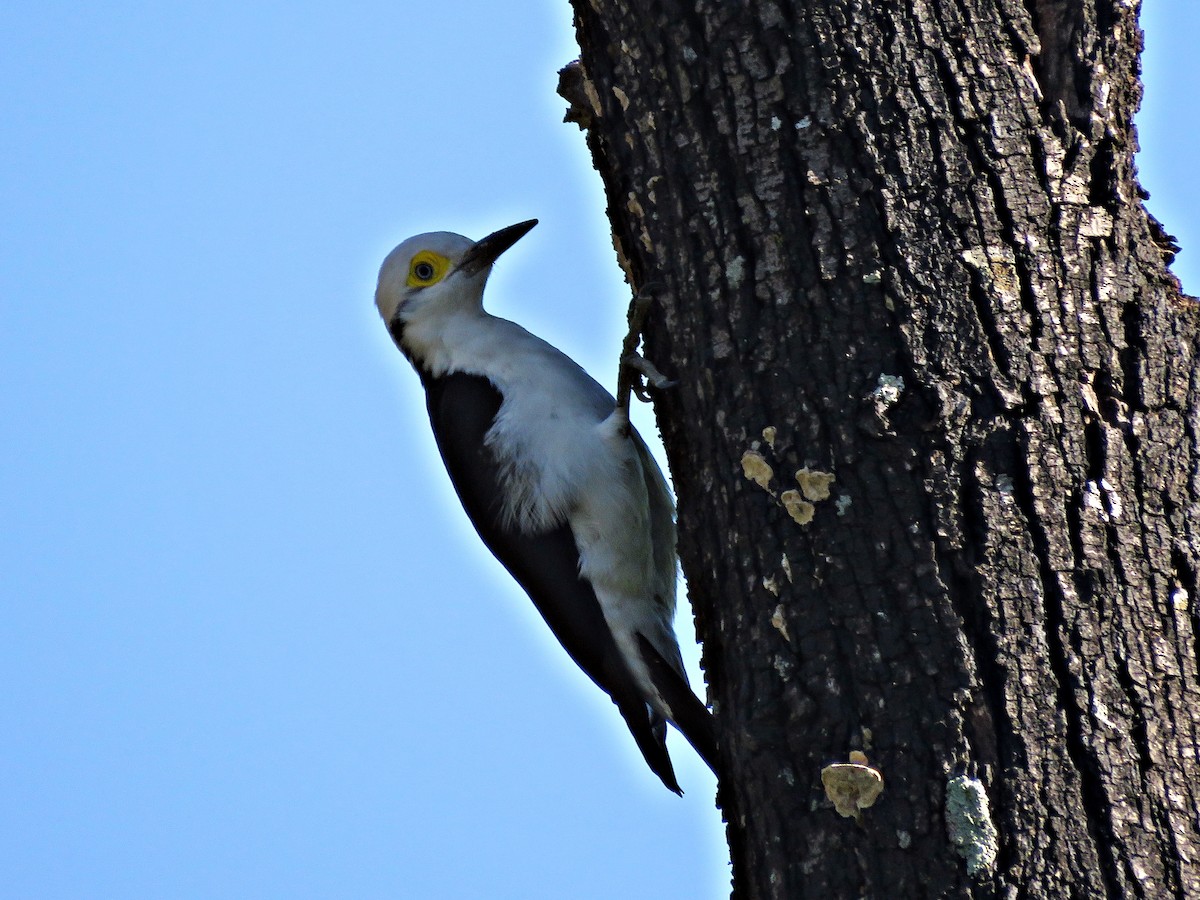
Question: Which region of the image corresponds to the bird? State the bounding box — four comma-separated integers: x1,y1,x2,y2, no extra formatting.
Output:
373,219,717,793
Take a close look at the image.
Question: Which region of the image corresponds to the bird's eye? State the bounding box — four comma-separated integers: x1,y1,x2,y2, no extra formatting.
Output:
406,251,450,288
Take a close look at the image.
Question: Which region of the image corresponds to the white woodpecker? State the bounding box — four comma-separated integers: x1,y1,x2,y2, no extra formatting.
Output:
374,219,716,793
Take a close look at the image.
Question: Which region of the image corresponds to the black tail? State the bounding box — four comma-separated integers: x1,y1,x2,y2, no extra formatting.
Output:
637,634,719,776
615,695,682,794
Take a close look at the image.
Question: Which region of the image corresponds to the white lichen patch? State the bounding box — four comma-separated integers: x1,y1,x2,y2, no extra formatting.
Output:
726,255,746,288
763,574,782,597
945,775,999,877
872,374,905,407
795,467,836,502
741,450,774,490
711,327,734,360
772,653,793,678
821,751,884,821
780,490,815,525
835,494,852,516
612,86,630,111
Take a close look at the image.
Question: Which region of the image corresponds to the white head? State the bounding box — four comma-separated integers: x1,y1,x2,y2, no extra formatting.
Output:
374,220,538,326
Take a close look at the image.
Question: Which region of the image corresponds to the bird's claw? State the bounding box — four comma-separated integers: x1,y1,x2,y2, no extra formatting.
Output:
623,353,677,399
615,284,674,416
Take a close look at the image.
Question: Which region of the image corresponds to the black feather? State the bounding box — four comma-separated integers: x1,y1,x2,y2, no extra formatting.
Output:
637,634,719,775
419,369,683,792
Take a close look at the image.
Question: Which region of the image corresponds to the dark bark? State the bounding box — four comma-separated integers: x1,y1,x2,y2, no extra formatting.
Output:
561,1,1200,897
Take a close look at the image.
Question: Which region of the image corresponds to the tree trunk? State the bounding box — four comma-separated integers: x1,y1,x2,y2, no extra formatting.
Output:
561,1,1200,897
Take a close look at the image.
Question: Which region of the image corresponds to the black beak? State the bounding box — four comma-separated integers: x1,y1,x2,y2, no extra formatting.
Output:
456,219,538,275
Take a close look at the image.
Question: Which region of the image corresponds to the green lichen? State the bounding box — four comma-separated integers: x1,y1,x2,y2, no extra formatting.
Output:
945,775,998,877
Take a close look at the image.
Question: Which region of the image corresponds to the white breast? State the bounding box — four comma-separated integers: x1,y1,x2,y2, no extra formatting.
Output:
415,309,684,703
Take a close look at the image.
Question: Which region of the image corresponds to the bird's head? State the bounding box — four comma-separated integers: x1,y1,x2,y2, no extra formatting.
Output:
375,219,538,328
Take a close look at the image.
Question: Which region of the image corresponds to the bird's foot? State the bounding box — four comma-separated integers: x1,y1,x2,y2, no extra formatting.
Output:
615,283,674,426
622,354,677,401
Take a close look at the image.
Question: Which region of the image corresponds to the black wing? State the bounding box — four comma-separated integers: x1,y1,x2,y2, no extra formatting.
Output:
420,370,681,793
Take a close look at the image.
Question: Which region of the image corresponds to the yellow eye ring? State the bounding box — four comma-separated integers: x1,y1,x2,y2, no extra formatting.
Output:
407,251,450,287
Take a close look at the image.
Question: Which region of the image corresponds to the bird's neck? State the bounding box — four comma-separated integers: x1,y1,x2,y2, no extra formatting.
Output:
396,306,491,379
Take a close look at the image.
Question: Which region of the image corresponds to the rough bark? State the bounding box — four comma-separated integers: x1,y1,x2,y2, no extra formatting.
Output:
561,1,1200,897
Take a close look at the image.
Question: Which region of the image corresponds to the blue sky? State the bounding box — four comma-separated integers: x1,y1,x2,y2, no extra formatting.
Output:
1,3,1194,898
